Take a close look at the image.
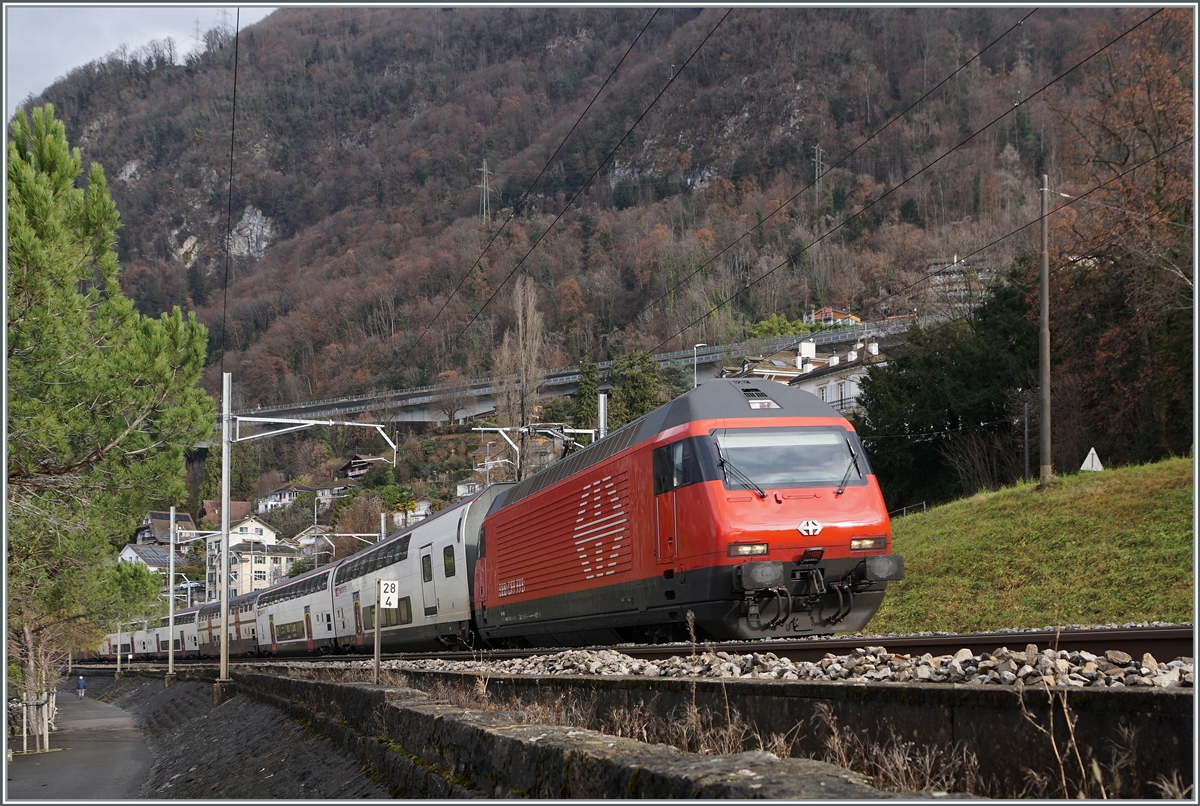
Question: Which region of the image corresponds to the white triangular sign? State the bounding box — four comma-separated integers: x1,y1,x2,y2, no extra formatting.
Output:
1081,447,1104,472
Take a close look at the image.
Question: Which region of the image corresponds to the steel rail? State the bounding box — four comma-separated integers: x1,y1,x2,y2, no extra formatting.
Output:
96,625,1190,671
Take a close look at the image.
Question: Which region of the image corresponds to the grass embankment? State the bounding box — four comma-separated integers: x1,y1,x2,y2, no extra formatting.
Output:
870,456,1194,634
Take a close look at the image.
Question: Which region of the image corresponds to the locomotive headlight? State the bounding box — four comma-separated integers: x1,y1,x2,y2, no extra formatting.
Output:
850,537,887,551
728,542,769,557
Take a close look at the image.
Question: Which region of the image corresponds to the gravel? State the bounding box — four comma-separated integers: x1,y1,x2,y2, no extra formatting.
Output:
302,641,1194,690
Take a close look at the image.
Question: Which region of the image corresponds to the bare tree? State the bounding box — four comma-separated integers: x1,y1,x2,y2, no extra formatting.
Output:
491,275,544,479
434,370,477,425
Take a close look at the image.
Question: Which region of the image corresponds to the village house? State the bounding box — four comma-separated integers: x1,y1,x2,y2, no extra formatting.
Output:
313,478,363,511
399,497,435,527
256,481,316,514
788,341,885,413
806,307,862,326
290,523,333,564
338,455,389,480
130,510,198,546
118,543,194,602
197,499,252,529
204,516,301,600
720,338,886,413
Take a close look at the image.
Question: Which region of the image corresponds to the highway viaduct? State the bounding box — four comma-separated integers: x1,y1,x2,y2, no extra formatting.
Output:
231,324,899,426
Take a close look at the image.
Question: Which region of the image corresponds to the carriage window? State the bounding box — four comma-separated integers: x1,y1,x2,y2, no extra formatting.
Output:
443,546,455,577
398,597,412,625
422,554,433,583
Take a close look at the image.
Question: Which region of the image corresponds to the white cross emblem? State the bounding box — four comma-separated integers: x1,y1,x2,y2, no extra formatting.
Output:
797,520,823,536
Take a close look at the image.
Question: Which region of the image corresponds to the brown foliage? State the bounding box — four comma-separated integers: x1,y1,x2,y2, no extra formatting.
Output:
1048,9,1193,467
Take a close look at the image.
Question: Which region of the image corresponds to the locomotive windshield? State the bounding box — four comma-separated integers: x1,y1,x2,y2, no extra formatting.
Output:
712,426,868,490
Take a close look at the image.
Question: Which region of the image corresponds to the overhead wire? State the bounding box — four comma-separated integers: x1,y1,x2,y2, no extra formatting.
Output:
402,8,663,364
850,234,1122,446
846,135,1194,319
630,8,1039,331
860,419,1013,443
445,8,735,354
650,8,1166,354
800,136,1190,381
1056,192,1193,230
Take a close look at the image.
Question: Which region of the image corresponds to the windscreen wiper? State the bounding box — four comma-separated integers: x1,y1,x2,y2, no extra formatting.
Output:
835,439,863,497
714,439,767,499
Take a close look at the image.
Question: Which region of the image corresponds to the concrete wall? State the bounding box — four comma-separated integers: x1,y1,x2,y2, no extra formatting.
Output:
104,665,1191,798
370,668,1193,798
230,670,895,798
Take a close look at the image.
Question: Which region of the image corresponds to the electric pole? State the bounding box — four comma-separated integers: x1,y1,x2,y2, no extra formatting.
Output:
812,145,824,209
477,159,494,223
1039,174,1053,487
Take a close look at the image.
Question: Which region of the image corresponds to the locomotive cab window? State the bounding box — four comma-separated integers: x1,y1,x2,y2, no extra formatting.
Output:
443,546,455,577
711,426,869,490
653,437,720,494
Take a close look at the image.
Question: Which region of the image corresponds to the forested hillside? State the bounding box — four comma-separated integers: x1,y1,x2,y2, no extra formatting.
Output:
21,7,1191,486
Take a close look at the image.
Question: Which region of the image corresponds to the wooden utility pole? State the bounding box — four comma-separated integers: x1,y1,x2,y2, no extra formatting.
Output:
1039,174,1053,487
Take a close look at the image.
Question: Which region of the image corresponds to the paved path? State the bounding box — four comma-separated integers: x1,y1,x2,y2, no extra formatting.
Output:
6,687,152,801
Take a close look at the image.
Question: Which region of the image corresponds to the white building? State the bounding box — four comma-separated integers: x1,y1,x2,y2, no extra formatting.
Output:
205,516,301,600
721,338,885,413
788,341,884,414
256,482,315,514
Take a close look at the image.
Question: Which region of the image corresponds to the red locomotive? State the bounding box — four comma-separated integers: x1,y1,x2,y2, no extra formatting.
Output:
474,378,903,646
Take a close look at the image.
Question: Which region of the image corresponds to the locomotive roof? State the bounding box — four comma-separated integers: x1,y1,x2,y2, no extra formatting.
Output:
487,380,843,514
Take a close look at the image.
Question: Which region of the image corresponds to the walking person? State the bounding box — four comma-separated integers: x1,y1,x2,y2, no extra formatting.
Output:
76,676,86,699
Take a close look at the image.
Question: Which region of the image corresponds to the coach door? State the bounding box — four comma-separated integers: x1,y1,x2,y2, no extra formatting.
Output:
653,442,684,562
420,544,438,617
656,491,677,561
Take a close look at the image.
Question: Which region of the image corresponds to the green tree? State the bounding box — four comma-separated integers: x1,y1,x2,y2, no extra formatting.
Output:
607,351,667,429
571,353,600,429
197,439,260,501
7,105,213,700
747,313,819,339
539,395,574,425
853,266,1038,507
390,485,417,525
263,491,319,538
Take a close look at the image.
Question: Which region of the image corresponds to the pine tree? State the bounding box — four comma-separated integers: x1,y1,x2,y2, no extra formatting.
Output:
607,351,666,429
571,354,600,430
7,105,215,697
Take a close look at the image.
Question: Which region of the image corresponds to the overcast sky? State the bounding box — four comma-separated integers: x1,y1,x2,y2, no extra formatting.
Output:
5,5,278,122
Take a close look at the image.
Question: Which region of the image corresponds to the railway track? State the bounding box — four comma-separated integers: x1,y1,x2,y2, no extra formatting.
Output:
382,624,1195,666
97,624,1191,670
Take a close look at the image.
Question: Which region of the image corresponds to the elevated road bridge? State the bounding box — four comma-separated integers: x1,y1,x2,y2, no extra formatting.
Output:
232,322,905,425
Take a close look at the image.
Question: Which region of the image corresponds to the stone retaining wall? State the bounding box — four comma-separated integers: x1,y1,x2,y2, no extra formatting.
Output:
83,665,1192,798
231,670,898,798
386,667,1192,798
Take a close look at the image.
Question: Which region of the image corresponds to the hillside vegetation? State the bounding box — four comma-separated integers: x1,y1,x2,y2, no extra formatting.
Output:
19,7,1189,512
26,7,1184,403
869,456,1194,634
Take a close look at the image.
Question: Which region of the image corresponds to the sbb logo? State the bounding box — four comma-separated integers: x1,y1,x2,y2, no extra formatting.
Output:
797,520,823,536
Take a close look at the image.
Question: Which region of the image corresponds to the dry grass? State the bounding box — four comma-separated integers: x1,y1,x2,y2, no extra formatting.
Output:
1014,680,1178,800
814,702,987,795
286,664,798,759
275,664,1189,798
1151,772,1194,800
